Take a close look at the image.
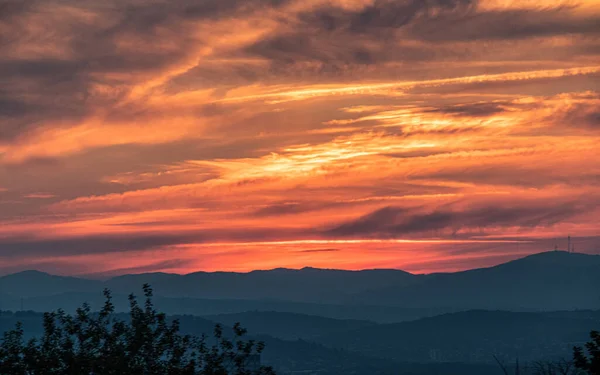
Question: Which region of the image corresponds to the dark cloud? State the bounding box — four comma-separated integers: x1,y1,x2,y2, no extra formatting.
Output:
0,234,202,258
547,98,600,130
409,7,600,42
242,0,600,75
424,102,509,117
585,111,600,127
0,96,32,118
296,248,340,253
81,259,191,278
327,206,412,237
253,202,308,216
297,0,474,35
246,34,441,67
0,0,293,141
251,180,465,217
0,226,311,258
252,201,346,216
0,0,34,22
181,0,289,20
326,202,589,238
245,0,472,66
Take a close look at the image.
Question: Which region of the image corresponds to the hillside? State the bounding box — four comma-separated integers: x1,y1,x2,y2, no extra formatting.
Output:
349,251,600,310
204,311,376,340
0,270,101,298
316,309,600,364
5,292,450,323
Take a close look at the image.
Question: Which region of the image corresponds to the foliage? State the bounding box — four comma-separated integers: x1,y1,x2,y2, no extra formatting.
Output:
574,330,600,375
0,284,275,375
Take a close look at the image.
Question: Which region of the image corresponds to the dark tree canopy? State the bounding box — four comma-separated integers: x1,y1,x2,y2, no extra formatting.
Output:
0,284,275,375
574,330,600,375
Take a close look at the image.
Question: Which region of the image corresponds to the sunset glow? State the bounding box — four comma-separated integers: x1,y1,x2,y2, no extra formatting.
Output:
1,0,599,276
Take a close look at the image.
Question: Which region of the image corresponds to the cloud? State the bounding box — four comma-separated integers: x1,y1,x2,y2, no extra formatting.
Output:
544,94,600,130
326,201,594,238
408,6,600,42
253,202,318,216
423,102,510,117
240,0,600,76
0,234,201,258
244,0,475,67
252,201,351,216
0,225,312,258
0,0,291,143
327,206,413,237
0,96,33,118
296,248,340,253
23,193,56,199
81,259,192,278
297,0,475,35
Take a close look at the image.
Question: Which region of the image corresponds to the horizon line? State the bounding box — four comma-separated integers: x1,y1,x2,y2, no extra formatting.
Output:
3,249,595,280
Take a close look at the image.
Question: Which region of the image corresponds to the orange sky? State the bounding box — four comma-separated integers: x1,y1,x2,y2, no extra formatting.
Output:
0,0,599,276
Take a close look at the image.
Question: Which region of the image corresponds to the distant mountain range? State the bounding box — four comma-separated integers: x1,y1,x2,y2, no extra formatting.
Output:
1,251,599,316
0,266,415,302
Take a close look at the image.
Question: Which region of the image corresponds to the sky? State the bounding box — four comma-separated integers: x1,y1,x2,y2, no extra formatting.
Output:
0,0,599,276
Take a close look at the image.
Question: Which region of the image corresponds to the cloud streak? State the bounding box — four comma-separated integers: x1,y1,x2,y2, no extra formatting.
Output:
327,201,594,238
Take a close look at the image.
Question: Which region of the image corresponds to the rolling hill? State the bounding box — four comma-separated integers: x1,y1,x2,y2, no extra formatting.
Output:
0,270,101,298
349,251,600,310
5,292,451,323
204,311,376,340
316,309,600,364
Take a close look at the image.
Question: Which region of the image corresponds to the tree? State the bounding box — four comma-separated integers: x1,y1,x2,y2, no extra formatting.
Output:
493,355,522,375
0,284,275,375
573,330,600,375
532,359,581,375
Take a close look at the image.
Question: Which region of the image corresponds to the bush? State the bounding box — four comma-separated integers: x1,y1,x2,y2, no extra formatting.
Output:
0,284,275,375
573,330,600,375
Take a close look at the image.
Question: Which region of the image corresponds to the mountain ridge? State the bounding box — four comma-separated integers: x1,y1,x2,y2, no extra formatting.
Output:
3,250,594,280
1,251,599,311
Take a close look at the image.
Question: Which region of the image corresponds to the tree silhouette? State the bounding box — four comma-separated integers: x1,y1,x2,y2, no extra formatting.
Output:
0,284,275,375
532,359,581,375
573,330,600,375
